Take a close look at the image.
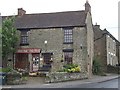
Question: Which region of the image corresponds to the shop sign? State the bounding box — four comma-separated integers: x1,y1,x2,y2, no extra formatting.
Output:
16,48,40,53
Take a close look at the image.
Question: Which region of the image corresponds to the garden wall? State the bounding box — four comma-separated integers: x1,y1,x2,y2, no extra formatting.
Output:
107,65,120,74
45,72,88,83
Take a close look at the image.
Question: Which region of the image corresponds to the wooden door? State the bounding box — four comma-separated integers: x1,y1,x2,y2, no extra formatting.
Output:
15,53,29,70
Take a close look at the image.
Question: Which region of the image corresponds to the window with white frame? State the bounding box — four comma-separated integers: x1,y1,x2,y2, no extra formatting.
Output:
63,27,73,43
20,30,29,45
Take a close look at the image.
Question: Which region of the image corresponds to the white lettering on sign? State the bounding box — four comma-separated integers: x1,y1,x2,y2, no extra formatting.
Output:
16,48,40,53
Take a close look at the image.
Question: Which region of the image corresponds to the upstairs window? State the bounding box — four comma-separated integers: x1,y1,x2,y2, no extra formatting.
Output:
108,42,110,48
113,40,116,51
20,30,29,45
63,27,73,44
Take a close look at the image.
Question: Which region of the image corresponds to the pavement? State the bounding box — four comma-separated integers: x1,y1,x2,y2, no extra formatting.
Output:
0,73,119,88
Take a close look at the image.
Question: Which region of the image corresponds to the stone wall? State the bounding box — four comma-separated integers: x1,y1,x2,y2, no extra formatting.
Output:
29,28,63,72
86,12,94,76
119,46,120,64
28,27,87,72
45,72,88,83
93,25,107,72
6,73,22,85
107,65,120,74
106,35,118,66
16,26,88,73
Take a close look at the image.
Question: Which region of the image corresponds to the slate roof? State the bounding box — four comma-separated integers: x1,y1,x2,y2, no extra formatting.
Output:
103,29,119,43
13,10,87,29
93,25,120,44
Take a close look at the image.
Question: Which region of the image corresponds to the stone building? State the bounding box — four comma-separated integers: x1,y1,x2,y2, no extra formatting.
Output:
93,25,107,72
105,30,118,66
94,24,119,72
119,46,120,64
117,42,120,64
3,1,94,76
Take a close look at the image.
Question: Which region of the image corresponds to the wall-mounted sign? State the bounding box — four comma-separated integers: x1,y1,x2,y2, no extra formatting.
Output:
16,48,41,53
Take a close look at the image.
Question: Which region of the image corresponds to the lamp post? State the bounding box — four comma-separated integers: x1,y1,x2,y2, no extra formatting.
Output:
44,40,47,52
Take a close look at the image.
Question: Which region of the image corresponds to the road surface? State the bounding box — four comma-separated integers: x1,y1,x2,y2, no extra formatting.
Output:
1,77,119,89
61,78,119,88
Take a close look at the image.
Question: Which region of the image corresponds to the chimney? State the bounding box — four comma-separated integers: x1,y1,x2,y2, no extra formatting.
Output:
85,0,91,13
94,23,100,29
18,8,26,16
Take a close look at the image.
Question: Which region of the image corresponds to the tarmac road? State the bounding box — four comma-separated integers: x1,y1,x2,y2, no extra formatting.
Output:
61,77,119,88
1,74,119,89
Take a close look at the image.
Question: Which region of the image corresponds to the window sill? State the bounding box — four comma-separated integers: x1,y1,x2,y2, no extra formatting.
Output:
20,43,29,46
63,42,73,44
63,49,74,52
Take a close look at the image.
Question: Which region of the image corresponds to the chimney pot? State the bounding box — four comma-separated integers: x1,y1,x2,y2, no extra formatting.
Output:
85,0,91,13
18,8,26,16
94,24,100,29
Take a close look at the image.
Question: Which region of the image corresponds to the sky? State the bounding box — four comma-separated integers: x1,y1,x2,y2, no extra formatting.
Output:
0,0,119,40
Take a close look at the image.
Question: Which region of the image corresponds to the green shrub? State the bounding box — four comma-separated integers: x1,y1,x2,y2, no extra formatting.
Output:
21,76,28,81
92,57,102,75
58,64,81,73
63,64,78,69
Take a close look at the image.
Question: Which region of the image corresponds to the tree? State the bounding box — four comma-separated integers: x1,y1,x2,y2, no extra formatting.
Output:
0,16,2,67
0,28,2,67
2,16,18,68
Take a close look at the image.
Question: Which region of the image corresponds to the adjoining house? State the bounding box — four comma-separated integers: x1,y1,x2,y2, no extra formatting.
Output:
105,30,119,66
2,1,94,77
116,41,120,65
94,24,120,72
119,46,120,64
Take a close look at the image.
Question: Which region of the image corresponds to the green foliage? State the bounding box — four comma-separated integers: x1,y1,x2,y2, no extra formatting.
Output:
0,28,2,59
21,76,28,81
0,67,12,72
63,64,78,69
2,16,18,63
0,18,2,58
58,64,81,73
92,57,102,75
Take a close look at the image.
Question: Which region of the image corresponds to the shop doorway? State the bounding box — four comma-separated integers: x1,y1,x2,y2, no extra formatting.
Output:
32,54,40,72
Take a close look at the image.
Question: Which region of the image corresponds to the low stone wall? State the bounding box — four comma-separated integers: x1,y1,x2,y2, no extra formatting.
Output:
45,72,88,83
107,65,120,74
6,73,27,85
6,73,23,85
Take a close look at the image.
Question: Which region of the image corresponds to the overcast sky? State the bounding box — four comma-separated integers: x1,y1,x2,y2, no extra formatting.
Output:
0,0,119,39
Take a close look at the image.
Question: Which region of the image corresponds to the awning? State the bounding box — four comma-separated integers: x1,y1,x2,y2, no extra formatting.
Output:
16,48,41,54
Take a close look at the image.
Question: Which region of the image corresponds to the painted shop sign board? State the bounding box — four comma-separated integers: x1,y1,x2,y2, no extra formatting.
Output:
16,48,40,53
